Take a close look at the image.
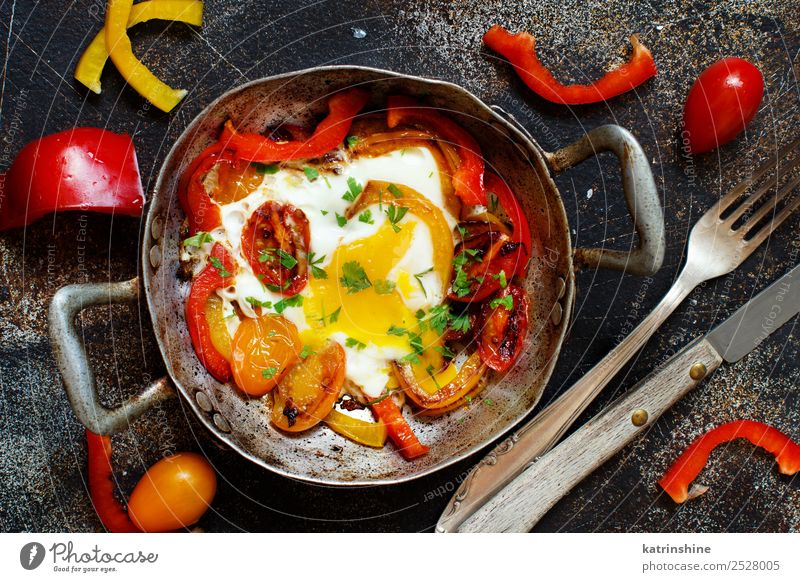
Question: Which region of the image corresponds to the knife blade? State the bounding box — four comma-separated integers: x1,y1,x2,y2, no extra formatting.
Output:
445,263,800,533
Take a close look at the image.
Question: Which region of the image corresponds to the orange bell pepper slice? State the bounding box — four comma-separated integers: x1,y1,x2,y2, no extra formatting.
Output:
104,0,190,112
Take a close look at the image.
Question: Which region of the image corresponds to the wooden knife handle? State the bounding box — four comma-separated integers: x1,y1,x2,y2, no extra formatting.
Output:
458,337,723,533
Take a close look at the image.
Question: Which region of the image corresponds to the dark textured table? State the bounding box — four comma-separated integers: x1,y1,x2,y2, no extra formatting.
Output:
1,0,798,533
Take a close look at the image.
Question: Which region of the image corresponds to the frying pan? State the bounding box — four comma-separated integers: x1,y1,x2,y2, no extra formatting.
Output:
48,66,665,485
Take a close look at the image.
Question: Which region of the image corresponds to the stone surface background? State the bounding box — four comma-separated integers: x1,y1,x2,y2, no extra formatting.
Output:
0,0,797,532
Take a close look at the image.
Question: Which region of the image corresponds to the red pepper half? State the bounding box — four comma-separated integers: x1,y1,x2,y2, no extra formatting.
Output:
658,420,800,504
0,128,144,230
86,430,141,533
186,243,236,382
485,171,533,270
386,95,486,206
370,397,429,460
483,25,657,105
219,88,370,163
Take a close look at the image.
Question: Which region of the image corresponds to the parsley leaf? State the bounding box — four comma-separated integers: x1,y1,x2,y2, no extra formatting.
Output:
342,176,363,202
435,345,456,359
261,367,278,379
209,257,232,278
345,337,367,350
387,324,407,336
253,162,279,175
320,209,329,216
245,296,272,309
346,135,360,148
427,305,450,335
258,248,276,263
490,294,514,310
335,212,347,227
329,306,342,323
299,345,316,359
277,249,298,269
358,209,374,224
274,294,303,314
487,191,499,212
493,270,508,289
374,278,396,295
413,267,433,298
303,166,319,181
340,261,371,294
385,205,408,233
387,183,403,198
308,252,327,279
183,231,213,247
450,311,471,333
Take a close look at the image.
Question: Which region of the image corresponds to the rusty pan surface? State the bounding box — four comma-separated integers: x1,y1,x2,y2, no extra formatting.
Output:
143,66,574,485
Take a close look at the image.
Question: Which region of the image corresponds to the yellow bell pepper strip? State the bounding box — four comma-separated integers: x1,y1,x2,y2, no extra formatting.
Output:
347,181,454,298
76,0,204,94
104,0,189,112
324,409,388,448
204,295,232,362
392,351,486,413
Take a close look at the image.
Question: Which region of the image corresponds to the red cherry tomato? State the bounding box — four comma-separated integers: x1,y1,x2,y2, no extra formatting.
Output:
683,58,764,154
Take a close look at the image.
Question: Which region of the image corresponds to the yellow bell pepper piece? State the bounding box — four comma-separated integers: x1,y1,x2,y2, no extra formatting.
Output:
104,0,192,112
205,295,232,361
324,409,388,448
76,1,204,95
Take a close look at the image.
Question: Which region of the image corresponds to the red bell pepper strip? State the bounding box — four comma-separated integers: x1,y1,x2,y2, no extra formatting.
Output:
182,146,238,234
219,88,370,162
86,430,141,533
483,25,657,105
658,420,800,504
177,141,226,228
370,397,429,460
0,128,144,230
186,243,236,382
485,171,533,272
386,95,486,206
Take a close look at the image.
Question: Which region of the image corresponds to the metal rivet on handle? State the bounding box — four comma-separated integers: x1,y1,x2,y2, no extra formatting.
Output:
195,391,213,412
151,216,163,240
689,362,707,381
149,245,161,269
213,413,231,433
631,409,649,426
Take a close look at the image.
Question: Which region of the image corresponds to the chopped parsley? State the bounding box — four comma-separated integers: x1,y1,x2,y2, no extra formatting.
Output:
385,205,408,233
345,337,367,350
342,176,363,202
183,231,213,247
425,364,442,390
340,261,371,294
303,166,319,181
358,209,374,224
320,209,329,216
274,294,303,314
308,252,328,279
413,267,433,298
427,304,451,335
450,311,471,333
277,249,297,269
451,249,482,298
483,398,495,407
261,367,278,379
388,324,407,336
490,294,514,311
323,176,332,189
488,191,499,213
245,296,272,309
264,280,291,292
299,345,316,359
335,212,348,227
346,135,360,148
456,225,468,237
258,248,276,263
329,306,342,323
209,257,232,278
253,162,279,175
374,278,396,295
493,270,508,289
387,183,403,198
435,344,456,359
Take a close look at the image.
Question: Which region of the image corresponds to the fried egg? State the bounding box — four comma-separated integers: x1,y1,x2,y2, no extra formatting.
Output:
208,146,457,398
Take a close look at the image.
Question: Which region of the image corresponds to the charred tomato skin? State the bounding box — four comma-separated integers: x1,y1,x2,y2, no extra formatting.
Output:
477,284,529,373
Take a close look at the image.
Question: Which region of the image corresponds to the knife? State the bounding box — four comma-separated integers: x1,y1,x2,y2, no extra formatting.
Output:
441,263,800,533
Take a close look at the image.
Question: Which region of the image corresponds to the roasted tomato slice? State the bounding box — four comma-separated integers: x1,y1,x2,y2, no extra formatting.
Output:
477,284,529,373
241,201,310,295
231,314,301,397
271,342,345,432
449,224,528,302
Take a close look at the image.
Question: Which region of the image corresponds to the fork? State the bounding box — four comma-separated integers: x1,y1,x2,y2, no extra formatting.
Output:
437,137,800,533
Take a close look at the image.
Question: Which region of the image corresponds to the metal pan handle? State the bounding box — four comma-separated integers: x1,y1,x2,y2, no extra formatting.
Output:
48,277,174,435
546,125,665,276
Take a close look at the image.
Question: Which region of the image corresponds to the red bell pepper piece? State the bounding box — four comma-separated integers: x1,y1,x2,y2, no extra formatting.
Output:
182,146,238,234
86,430,141,533
0,128,144,230
386,95,486,206
658,420,800,504
177,141,226,230
485,171,533,272
219,88,370,162
186,243,236,382
370,397,429,460
483,25,657,105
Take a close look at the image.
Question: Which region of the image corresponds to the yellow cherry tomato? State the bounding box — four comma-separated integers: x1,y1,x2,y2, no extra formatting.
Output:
127,452,216,532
